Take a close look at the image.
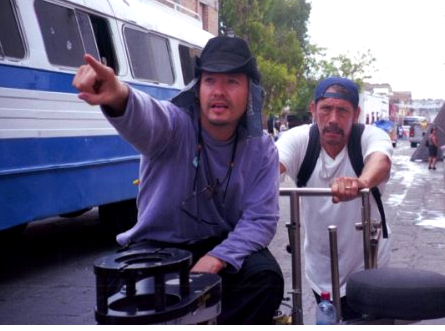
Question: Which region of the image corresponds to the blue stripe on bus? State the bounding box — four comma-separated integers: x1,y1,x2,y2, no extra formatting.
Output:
0,135,140,230
0,63,180,99
0,63,77,93
0,135,138,174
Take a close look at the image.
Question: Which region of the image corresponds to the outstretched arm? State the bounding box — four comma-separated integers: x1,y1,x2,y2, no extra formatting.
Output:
72,54,129,116
358,151,391,189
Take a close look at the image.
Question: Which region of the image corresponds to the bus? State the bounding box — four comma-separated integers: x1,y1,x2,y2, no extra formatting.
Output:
0,0,214,233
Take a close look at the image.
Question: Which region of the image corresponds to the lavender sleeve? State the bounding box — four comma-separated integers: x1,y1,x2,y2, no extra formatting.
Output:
102,87,180,156
209,138,280,271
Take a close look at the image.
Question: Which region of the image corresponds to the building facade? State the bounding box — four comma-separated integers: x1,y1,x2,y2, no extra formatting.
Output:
155,0,219,35
359,91,389,124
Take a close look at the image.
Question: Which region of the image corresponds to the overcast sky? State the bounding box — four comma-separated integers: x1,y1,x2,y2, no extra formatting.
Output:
307,0,445,99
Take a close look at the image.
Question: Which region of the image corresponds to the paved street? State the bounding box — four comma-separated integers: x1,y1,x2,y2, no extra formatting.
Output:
1,139,445,324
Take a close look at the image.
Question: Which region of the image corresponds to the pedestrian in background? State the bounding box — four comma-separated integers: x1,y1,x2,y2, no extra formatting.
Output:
397,125,403,139
276,77,393,321
428,128,438,170
72,35,284,324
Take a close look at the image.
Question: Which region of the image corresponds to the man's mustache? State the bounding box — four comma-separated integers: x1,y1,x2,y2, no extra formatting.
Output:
322,125,344,136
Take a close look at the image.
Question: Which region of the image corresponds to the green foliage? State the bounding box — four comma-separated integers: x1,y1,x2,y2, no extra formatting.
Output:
218,0,377,120
257,56,296,114
265,0,311,43
303,44,377,85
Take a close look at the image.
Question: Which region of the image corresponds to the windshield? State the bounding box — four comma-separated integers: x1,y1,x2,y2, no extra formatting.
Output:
403,116,426,126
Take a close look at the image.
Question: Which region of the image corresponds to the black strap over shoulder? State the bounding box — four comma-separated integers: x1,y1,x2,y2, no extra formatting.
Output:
296,124,321,188
296,123,388,238
347,124,388,238
347,123,365,176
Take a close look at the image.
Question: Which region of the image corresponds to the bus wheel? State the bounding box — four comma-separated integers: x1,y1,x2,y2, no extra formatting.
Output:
98,199,137,236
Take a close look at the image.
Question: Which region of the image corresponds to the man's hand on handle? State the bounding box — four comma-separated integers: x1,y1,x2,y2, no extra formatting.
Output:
330,177,365,204
331,152,390,204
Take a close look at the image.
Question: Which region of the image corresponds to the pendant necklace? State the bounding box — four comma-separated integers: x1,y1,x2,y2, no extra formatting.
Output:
192,121,238,201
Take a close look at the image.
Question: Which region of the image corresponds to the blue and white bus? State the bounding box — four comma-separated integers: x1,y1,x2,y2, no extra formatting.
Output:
0,0,213,233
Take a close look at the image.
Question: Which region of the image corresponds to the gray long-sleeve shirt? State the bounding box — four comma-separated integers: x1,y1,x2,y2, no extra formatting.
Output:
104,88,280,271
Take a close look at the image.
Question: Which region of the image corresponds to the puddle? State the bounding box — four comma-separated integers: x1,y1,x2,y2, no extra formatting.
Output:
415,219,445,229
387,152,445,230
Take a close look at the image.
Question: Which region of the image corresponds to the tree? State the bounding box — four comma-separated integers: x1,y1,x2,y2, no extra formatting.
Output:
311,48,377,88
219,0,310,116
219,0,377,121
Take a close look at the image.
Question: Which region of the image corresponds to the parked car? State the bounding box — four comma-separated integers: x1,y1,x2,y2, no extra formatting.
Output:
373,119,398,147
409,121,429,148
402,116,427,145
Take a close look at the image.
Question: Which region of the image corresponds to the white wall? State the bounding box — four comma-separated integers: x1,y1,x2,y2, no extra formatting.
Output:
358,91,389,124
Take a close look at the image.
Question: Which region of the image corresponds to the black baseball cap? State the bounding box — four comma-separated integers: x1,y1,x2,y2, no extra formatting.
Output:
195,36,261,83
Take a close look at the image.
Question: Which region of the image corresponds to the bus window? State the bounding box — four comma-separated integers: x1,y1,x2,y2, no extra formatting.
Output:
75,11,100,62
124,27,174,84
0,0,25,60
178,44,201,85
75,11,118,73
89,15,118,73
34,0,85,68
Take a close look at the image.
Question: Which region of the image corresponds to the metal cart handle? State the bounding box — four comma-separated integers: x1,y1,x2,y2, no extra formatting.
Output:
279,187,378,325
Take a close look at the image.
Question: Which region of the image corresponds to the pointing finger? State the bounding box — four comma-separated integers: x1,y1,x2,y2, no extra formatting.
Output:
83,54,111,78
72,63,98,94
